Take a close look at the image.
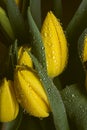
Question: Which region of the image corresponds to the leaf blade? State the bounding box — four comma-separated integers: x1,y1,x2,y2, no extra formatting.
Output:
28,52,70,130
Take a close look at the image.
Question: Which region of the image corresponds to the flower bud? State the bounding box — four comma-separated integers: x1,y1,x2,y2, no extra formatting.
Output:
41,11,68,78
18,46,33,67
14,66,50,118
0,78,19,122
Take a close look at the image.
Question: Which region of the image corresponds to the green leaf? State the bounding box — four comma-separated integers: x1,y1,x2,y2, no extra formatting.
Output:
5,0,28,44
78,28,87,63
66,0,87,43
61,84,87,130
30,0,41,29
21,0,29,18
28,52,70,130
61,0,87,85
0,7,15,40
7,40,18,79
27,7,47,69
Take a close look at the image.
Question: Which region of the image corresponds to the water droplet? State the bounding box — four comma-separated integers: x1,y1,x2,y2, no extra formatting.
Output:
41,46,45,50
71,94,75,98
38,70,41,74
82,109,85,113
39,40,42,43
21,94,24,97
23,109,27,114
44,32,47,37
79,105,83,109
53,56,56,60
39,78,42,82
52,50,55,54
54,59,57,63
48,54,51,58
68,99,72,103
43,77,46,81
17,98,21,103
47,42,52,47
47,88,51,93
39,117,43,120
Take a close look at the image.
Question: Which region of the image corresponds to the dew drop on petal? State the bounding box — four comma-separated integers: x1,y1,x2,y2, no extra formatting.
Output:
47,42,52,47
44,32,47,37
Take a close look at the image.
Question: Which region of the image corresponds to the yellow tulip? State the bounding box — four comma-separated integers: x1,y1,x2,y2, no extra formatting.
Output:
14,66,50,118
18,46,33,67
41,11,68,78
0,78,19,122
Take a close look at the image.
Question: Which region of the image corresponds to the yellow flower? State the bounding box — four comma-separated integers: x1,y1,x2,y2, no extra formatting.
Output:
14,66,50,118
0,78,19,122
18,46,33,67
41,11,68,78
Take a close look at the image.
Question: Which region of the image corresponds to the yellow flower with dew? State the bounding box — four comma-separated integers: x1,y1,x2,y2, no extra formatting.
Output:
41,11,68,78
14,66,50,118
18,46,33,67
0,78,19,122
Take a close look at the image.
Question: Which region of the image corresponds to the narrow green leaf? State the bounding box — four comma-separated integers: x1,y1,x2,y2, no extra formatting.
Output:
66,0,87,42
30,0,41,29
5,0,28,43
61,0,87,85
0,7,15,40
61,84,87,130
27,7,47,69
7,40,18,79
28,52,70,130
21,0,29,18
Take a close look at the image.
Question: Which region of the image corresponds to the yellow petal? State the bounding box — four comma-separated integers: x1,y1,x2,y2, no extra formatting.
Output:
49,12,68,73
83,35,87,62
14,66,50,117
41,11,68,77
0,78,19,122
18,46,33,67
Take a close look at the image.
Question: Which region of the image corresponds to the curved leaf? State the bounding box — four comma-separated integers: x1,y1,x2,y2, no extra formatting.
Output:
5,0,28,44
61,84,87,130
28,52,70,130
27,7,46,69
